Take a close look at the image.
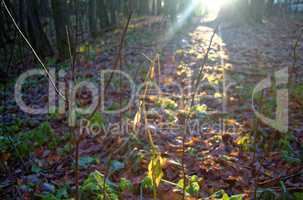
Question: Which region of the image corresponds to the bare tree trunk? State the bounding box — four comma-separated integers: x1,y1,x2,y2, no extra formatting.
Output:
27,0,53,57
51,0,71,59
97,0,110,29
123,0,129,16
108,0,117,26
157,0,162,15
138,0,149,15
166,0,177,21
152,0,156,15
88,0,97,37
251,0,265,23
266,0,274,15
18,0,26,33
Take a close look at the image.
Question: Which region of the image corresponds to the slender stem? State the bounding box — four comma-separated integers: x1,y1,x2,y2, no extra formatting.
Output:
87,11,133,120
182,119,187,200
190,23,220,107
290,27,303,86
75,130,80,200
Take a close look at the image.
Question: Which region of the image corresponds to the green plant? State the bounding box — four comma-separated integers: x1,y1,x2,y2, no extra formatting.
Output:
190,104,208,118
48,110,60,120
256,188,277,200
293,84,303,103
164,109,177,123
57,143,73,156
155,97,177,110
236,135,254,152
176,62,192,77
140,176,153,190
90,112,105,126
129,147,145,172
119,178,133,191
20,122,58,151
40,184,70,200
1,122,59,159
0,118,23,135
80,170,118,200
177,175,202,197
210,190,243,200
148,154,163,187
187,147,198,157
278,132,301,164
0,136,12,155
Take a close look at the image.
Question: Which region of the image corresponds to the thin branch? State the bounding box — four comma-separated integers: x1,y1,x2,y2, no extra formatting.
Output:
291,27,303,85
87,11,133,120
190,23,220,107
180,22,220,199
181,119,187,200
66,26,79,200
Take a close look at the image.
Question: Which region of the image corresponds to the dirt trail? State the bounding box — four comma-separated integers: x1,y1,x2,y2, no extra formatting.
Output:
1,16,303,199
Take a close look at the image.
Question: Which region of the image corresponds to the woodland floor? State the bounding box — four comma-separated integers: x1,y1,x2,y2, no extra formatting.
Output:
1,15,303,199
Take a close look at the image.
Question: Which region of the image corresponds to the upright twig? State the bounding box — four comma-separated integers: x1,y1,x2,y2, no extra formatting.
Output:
73,0,79,79
181,119,187,200
136,53,160,200
102,153,113,200
157,54,161,90
66,24,79,200
190,23,220,107
74,127,80,200
87,11,133,120
290,27,303,87
180,23,220,200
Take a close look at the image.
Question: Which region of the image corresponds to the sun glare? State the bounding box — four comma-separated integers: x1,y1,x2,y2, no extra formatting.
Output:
203,0,229,12
197,0,230,21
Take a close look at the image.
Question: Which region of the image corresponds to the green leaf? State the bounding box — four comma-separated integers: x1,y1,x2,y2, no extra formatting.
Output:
280,181,290,200
56,185,69,199
210,190,243,200
187,147,198,157
141,176,153,190
80,170,118,200
229,194,243,200
177,178,184,189
177,176,201,196
223,193,230,200
190,175,199,182
155,97,177,110
31,165,43,174
90,113,105,126
119,178,132,191
187,181,200,196
42,194,57,200
211,190,227,198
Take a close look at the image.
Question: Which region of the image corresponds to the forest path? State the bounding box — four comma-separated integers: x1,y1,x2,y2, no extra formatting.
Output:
116,16,303,198
41,16,303,198
1,16,303,199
